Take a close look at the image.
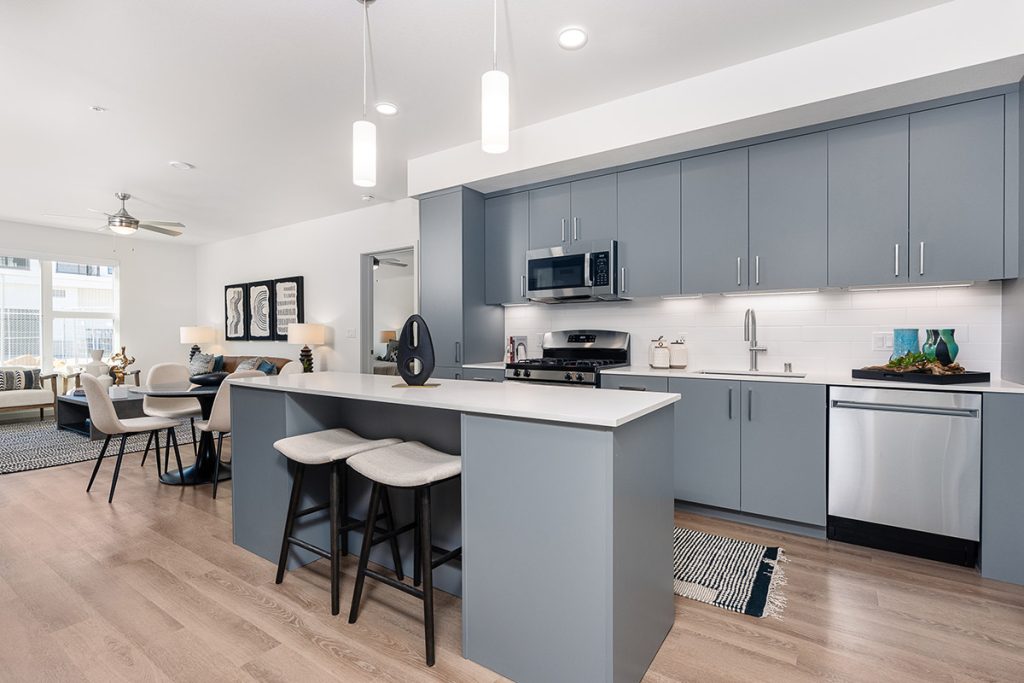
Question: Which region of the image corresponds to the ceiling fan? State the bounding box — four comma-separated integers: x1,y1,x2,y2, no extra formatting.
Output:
79,192,185,237
373,256,408,270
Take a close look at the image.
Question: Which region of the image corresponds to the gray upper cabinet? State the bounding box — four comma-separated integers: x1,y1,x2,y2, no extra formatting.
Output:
910,96,1005,283
669,378,741,509
569,174,618,246
681,148,749,294
485,192,529,304
617,162,681,297
740,382,826,526
528,183,570,250
749,133,828,291
828,116,910,287
420,188,504,371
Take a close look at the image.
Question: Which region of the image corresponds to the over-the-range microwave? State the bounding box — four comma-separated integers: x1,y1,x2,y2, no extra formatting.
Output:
525,240,629,303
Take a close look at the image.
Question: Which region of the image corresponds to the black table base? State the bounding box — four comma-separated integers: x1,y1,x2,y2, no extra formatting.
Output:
159,430,229,487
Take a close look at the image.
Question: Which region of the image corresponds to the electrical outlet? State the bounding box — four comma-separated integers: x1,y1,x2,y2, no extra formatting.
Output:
872,331,893,352
346,328,356,339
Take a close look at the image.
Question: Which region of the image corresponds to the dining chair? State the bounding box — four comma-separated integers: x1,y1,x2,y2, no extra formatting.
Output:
80,374,183,503
141,362,202,470
194,370,264,498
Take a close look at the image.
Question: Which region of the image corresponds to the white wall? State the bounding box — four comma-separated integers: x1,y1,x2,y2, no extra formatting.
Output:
195,198,419,371
505,283,1003,375
0,219,198,375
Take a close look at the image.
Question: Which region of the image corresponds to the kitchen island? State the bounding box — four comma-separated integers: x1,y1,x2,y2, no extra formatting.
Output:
228,372,679,683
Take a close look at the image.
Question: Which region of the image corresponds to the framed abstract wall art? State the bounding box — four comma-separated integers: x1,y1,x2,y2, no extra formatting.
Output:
272,276,305,341
247,279,275,341
224,283,248,341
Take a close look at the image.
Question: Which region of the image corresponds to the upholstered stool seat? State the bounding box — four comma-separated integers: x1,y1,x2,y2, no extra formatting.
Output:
347,441,462,667
274,428,406,616
273,429,401,466
345,441,461,488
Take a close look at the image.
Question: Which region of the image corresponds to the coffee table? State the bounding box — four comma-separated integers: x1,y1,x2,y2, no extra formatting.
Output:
56,393,146,440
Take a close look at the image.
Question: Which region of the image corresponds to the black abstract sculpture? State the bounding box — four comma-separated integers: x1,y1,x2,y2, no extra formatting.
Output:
396,314,436,386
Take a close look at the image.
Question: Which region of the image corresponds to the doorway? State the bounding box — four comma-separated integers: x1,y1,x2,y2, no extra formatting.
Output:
360,247,416,375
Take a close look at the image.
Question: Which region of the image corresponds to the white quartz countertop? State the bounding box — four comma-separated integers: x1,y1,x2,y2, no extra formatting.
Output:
230,371,678,428
602,365,1024,394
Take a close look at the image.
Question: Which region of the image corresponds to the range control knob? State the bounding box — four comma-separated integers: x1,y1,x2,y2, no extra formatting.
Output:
564,372,573,381
575,373,584,382
523,369,531,378
513,369,521,377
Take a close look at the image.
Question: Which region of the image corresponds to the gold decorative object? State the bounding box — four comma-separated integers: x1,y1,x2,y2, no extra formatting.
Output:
108,346,136,386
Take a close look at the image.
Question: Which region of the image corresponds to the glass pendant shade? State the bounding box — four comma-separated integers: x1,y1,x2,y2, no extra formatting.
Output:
352,119,377,187
481,69,509,154
108,224,137,235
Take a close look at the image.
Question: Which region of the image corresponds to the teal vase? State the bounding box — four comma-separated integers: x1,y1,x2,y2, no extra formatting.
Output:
936,328,959,365
891,328,920,361
922,329,939,362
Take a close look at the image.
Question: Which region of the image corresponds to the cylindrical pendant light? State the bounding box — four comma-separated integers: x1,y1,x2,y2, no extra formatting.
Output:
481,0,509,154
353,0,377,187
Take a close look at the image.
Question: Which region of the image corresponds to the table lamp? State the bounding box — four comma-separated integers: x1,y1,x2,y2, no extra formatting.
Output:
180,326,215,360
288,323,326,373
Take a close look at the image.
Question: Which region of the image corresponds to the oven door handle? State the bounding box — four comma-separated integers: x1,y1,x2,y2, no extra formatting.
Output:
830,399,978,419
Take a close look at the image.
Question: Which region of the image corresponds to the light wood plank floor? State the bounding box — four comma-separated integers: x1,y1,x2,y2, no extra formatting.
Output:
2,440,1023,682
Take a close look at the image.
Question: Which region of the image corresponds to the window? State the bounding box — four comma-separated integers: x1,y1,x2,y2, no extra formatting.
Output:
0,255,118,370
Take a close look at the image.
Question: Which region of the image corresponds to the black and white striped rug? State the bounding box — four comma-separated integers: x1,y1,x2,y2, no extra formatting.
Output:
673,527,787,618
0,418,196,475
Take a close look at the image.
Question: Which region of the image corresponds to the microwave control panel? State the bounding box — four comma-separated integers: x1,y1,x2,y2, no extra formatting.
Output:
591,251,610,286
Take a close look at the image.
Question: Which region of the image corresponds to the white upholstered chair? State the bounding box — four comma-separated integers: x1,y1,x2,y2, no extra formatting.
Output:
81,373,182,503
141,362,202,469
278,361,302,376
195,369,264,498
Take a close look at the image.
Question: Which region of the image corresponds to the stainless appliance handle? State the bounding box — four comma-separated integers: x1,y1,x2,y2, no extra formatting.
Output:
573,217,579,241
895,243,900,277
455,341,461,363
617,386,648,392
754,256,760,286
620,266,627,293
520,274,526,298
831,399,978,419
727,387,733,419
748,389,752,421
561,218,566,243
736,257,742,286
919,241,925,276
584,251,592,286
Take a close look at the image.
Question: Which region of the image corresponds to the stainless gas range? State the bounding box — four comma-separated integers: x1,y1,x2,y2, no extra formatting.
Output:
505,330,630,387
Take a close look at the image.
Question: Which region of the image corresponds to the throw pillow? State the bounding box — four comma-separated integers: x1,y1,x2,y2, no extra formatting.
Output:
234,357,262,371
0,369,40,391
257,359,277,375
189,353,216,376
212,355,225,372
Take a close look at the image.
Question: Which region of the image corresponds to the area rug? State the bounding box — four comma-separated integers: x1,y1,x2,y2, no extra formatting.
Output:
673,526,787,619
0,418,196,475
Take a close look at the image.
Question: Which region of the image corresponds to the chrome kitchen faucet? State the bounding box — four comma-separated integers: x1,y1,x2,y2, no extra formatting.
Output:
743,308,768,371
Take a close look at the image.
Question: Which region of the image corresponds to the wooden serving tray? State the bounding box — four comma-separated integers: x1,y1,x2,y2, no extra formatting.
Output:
851,369,991,385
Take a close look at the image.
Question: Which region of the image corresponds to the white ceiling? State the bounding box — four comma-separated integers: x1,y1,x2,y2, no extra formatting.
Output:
0,0,948,244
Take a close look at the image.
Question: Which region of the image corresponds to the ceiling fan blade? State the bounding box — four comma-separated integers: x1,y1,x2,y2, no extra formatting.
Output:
139,220,185,228
42,213,96,220
139,223,183,237
380,259,408,267
87,208,112,215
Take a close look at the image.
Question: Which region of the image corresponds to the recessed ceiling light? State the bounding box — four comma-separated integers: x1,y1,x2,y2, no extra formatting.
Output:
361,194,375,202
168,160,195,170
89,105,108,112
374,102,399,116
557,27,588,50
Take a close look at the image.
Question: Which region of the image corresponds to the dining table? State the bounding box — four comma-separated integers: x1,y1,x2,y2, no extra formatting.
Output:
129,382,226,486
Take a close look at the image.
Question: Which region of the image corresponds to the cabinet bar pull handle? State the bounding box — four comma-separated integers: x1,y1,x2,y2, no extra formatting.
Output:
895,243,900,277
736,257,742,286
755,256,760,286
455,342,461,363
919,241,925,276
728,388,733,419
561,218,566,243
618,386,648,392
573,217,579,241
748,389,753,421
520,274,526,298
621,267,627,292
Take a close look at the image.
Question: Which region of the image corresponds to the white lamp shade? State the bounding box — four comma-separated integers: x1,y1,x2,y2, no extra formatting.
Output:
288,323,326,346
352,119,377,187
109,224,138,236
481,69,509,154
180,326,215,344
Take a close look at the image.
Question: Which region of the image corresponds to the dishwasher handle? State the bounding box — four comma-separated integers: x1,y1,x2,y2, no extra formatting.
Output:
831,399,979,419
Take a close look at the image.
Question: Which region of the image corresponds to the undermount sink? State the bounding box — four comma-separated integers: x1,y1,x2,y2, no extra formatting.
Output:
698,369,808,379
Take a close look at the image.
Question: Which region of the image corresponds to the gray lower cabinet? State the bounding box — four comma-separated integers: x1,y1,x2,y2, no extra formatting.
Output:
669,378,741,509
748,132,828,291
432,366,463,380
528,183,570,250
419,188,504,367
600,374,668,392
740,382,826,526
485,192,529,304
828,115,910,287
681,148,749,294
617,162,681,297
569,174,618,246
981,393,1024,585
910,96,1006,283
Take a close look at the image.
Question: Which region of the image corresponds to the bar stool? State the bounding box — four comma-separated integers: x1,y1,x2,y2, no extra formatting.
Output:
346,441,462,667
273,428,404,616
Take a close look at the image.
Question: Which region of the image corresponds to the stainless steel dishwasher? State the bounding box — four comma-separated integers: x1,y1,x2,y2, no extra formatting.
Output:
828,386,981,566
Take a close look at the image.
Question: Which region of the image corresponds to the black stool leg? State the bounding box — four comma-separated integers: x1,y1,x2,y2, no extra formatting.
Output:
86,434,112,492
329,461,341,615
153,431,162,476
107,434,128,503
212,433,224,499
348,482,382,624
380,487,405,582
275,463,305,584
339,462,349,557
140,431,154,467
413,493,422,587
419,485,435,666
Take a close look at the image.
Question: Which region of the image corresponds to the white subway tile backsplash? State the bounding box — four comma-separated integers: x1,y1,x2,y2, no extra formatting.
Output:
505,282,1003,374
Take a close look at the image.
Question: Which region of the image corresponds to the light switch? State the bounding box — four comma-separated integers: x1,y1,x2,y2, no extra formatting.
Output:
872,332,893,351
346,328,356,339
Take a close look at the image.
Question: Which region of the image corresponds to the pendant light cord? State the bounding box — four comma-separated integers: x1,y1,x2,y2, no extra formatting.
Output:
362,0,368,118
492,0,497,70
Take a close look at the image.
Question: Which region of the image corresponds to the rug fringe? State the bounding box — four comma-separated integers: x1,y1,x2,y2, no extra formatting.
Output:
761,549,789,620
